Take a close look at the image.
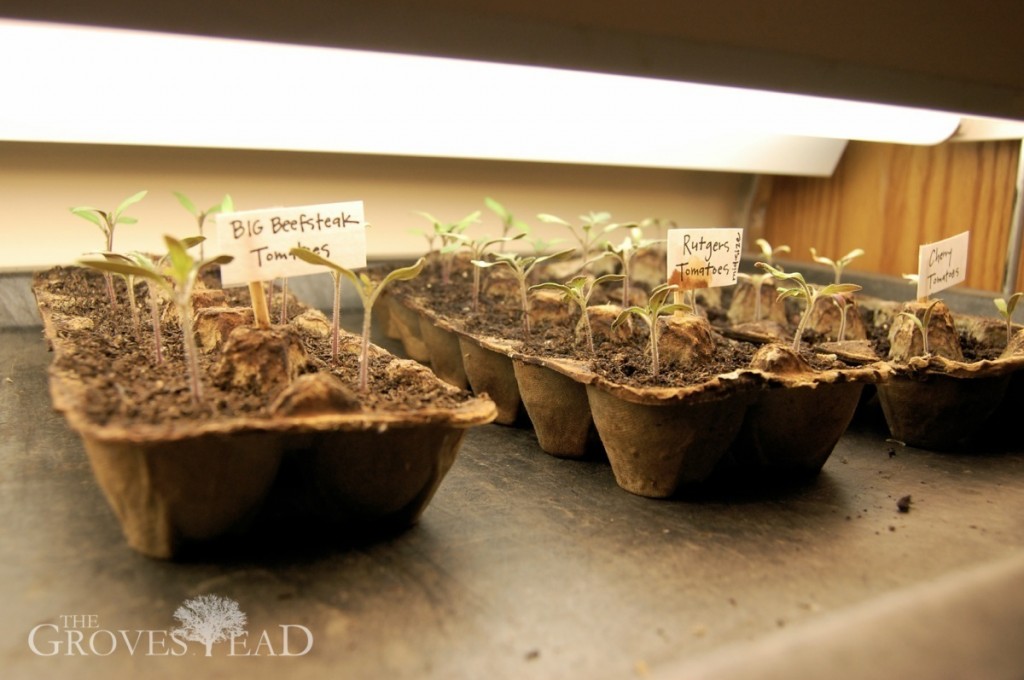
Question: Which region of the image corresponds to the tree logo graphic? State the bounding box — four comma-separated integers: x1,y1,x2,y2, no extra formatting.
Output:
172,594,247,656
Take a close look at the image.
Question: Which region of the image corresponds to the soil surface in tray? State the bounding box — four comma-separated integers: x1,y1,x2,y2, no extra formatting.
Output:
415,254,1009,370
848,303,1003,364
38,267,476,427
395,265,854,388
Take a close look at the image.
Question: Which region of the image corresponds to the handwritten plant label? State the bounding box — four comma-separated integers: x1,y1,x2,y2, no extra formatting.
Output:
214,201,366,286
917,231,969,299
666,228,743,288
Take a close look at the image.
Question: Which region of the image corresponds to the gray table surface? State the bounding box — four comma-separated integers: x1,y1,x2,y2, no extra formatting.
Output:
2,321,1023,679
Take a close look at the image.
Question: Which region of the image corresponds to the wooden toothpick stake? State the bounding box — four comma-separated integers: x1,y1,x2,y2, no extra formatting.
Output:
249,281,272,327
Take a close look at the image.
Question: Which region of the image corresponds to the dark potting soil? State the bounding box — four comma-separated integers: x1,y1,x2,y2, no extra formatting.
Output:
37,267,475,427
395,259,1009,393
392,267,851,389
957,331,1004,362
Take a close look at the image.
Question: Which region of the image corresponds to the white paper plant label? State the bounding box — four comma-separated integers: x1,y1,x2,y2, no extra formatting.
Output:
214,201,367,286
917,231,969,299
666,228,744,288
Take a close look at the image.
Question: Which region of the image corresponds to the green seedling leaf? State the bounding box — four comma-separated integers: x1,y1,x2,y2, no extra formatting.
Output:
464,231,529,311
810,249,832,267
114,190,148,218
470,259,506,270
994,291,1023,346
611,306,646,330
175,192,232,258
472,248,574,337
756,261,805,285
79,258,160,284
757,261,861,351
70,207,104,228
596,232,663,307
483,195,531,239
775,286,805,301
611,283,687,378
415,210,478,283
841,248,866,263
173,191,198,216
484,197,510,221
538,212,617,273
810,246,865,284
529,236,566,254
180,235,206,251
379,258,426,288
994,291,1022,317
755,238,791,263
165,236,194,284
582,211,612,225
529,273,624,353
290,247,335,270
291,246,424,390
898,299,941,356
537,213,570,227
414,210,442,226
82,235,230,404
818,283,863,297
72,191,148,308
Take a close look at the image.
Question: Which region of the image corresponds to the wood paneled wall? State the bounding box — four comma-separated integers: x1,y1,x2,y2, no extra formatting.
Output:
757,140,1021,293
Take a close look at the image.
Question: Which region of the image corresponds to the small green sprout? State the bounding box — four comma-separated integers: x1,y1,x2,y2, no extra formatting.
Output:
484,197,531,251
755,238,791,267
409,225,438,254
81,236,232,404
471,249,574,338
537,211,618,272
741,238,791,318
291,248,424,392
810,247,865,285
898,299,942,356
527,236,567,256
829,293,853,342
70,190,148,308
592,228,660,308
456,232,527,313
529,273,625,354
415,211,480,284
81,237,206,365
119,239,204,360
756,262,862,352
70,190,148,252
93,252,144,335
612,283,690,379
735,272,771,321
994,292,1023,347
174,192,232,259
132,252,168,365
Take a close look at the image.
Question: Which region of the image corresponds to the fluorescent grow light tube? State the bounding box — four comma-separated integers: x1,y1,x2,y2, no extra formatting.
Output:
0,19,973,175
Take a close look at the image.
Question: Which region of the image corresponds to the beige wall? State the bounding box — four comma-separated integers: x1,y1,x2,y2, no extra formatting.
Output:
0,141,748,271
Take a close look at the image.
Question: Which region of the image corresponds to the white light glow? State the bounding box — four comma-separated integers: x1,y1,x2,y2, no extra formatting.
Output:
0,19,984,176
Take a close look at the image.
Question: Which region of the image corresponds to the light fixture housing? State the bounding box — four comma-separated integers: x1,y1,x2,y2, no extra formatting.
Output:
1,19,1017,177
